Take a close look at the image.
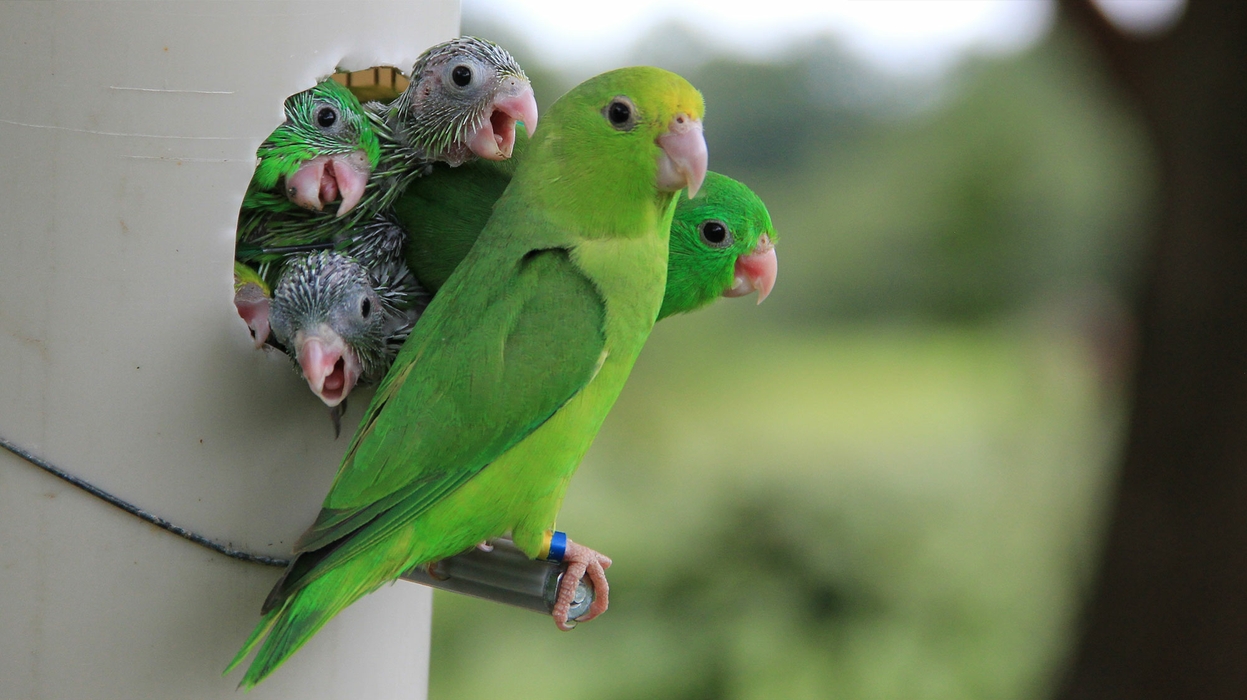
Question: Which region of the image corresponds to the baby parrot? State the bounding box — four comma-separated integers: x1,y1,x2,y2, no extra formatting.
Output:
235,36,537,266
245,79,380,217
227,66,707,688
394,137,778,314
268,250,424,412
233,261,273,348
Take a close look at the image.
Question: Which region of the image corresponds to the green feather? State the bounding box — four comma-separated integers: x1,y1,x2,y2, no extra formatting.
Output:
228,66,704,688
394,136,775,319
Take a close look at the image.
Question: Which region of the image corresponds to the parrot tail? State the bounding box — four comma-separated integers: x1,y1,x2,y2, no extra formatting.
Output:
225,559,388,689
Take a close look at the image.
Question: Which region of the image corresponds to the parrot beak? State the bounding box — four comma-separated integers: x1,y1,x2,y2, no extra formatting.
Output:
234,284,271,348
284,151,371,216
468,78,539,161
656,113,707,198
295,329,362,407
724,234,778,304
329,151,370,217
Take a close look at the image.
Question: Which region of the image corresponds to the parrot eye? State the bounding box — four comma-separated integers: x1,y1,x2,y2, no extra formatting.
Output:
360,297,372,318
698,220,733,248
451,65,473,87
604,97,636,131
316,105,338,129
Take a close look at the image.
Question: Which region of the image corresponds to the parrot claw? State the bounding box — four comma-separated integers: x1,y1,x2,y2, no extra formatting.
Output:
476,541,494,552
552,539,611,631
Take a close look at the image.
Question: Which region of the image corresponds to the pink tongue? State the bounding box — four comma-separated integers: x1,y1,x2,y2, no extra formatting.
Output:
319,169,339,205
323,359,345,392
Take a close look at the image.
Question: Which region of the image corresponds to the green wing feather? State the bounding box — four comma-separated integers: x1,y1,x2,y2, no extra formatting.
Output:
268,240,605,604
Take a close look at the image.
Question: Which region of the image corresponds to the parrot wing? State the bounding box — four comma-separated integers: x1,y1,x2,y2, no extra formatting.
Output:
266,242,605,607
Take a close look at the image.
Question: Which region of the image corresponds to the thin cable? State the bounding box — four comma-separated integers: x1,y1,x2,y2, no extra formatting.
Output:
0,435,288,568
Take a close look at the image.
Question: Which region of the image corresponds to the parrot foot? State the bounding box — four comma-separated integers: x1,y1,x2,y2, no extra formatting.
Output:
553,539,611,631
476,541,494,552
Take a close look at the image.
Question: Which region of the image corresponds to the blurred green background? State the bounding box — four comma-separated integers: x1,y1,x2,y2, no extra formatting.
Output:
431,11,1155,700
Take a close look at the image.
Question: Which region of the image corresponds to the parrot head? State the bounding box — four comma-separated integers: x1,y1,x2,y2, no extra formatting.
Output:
233,261,273,348
660,172,778,319
268,252,391,407
254,80,380,217
395,36,539,166
521,66,708,234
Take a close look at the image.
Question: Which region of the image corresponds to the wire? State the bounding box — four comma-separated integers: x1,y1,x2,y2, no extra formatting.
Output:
0,435,289,568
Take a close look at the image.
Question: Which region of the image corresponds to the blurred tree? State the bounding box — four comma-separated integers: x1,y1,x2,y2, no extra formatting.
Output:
1056,2,1247,698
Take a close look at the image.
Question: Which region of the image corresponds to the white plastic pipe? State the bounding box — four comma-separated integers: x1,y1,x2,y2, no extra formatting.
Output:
0,3,457,698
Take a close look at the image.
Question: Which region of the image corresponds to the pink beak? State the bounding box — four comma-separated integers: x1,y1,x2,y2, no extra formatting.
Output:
284,150,371,216
468,78,539,161
295,330,362,407
724,234,778,304
656,113,708,198
233,284,271,348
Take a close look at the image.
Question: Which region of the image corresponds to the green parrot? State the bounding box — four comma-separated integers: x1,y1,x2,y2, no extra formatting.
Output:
235,36,538,269
395,136,778,314
242,78,381,218
227,66,708,688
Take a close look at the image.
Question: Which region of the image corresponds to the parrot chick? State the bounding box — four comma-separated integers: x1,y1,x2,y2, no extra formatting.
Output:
248,79,380,217
268,251,422,410
235,36,537,269
386,35,539,165
233,261,273,349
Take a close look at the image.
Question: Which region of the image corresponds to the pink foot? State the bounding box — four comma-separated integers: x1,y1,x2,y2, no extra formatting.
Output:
476,541,494,552
553,539,611,631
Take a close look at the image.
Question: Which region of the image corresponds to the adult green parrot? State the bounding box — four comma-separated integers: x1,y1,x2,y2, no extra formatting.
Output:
395,138,778,314
227,66,708,688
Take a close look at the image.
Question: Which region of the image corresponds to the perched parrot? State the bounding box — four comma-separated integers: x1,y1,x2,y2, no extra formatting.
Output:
267,250,425,427
394,136,777,313
226,66,708,688
235,36,538,268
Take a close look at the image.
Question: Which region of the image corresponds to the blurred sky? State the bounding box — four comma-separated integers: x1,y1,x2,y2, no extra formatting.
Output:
466,0,1057,76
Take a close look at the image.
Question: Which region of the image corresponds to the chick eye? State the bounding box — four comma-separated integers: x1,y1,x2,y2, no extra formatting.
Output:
604,97,636,131
360,297,372,318
316,106,338,128
698,220,733,248
451,65,472,87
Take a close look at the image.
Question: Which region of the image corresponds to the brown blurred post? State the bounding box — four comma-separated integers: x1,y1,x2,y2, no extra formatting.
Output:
1055,2,1247,698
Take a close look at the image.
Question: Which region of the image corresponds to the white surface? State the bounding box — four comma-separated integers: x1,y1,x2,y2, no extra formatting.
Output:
0,2,455,697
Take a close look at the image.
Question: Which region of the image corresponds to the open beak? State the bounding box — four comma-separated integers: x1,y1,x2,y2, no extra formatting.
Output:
656,113,707,198
724,234,778,304
284,150,371,216
468,77,539,161
233,284,271,348
295,328,362,407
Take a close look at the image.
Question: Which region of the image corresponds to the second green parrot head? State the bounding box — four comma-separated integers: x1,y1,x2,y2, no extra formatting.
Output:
660,172,778,320
254,79,380,216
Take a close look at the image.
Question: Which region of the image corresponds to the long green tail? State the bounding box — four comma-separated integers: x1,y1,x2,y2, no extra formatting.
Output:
224,557,393,689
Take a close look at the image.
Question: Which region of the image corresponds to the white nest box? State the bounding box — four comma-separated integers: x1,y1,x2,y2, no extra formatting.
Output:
0,3,457,698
